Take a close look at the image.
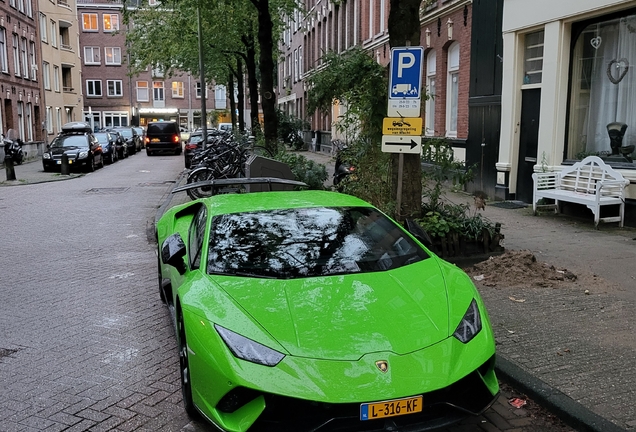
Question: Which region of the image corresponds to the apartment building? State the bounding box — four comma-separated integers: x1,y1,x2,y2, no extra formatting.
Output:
39,0,83,141
496,0,636,221
278,0,472,154
0,0,43,144
76,0,218,131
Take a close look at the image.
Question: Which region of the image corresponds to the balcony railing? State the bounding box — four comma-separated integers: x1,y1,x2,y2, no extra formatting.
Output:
60,43,72,51
63,87,74,93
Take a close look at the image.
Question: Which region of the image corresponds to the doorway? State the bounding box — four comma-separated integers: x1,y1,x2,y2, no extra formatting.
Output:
516,88,541,203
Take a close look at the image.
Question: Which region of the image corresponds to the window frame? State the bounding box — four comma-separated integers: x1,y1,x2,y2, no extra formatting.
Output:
82,13,98,32
83,46,100,65
104,47,121,65
86,79,103,97
107,80,123,97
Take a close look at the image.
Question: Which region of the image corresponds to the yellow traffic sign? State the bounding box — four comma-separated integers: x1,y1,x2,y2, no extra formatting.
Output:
383,117,422,136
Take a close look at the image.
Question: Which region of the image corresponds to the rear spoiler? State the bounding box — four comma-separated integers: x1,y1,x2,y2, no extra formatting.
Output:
172,177,309,194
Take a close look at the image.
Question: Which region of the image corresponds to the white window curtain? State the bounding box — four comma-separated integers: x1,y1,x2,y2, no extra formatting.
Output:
583,15,636,154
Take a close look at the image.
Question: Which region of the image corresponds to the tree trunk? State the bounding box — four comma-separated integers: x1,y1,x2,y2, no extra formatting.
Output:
236,57,245,132
388,0,423,221
228,72,237,129
251,0,278,152
242,31,261,135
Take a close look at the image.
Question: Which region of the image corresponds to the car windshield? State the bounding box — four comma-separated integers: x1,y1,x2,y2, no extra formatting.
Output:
50,135,88,148
94,134,109,144
189,135,203,144
116,129,132,138
207,206,429,279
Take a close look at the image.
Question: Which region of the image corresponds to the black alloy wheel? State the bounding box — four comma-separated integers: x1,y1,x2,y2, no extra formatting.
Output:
178,310,198,418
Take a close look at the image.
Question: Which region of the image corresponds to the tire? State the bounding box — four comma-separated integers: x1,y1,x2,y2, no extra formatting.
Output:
178,310,198,419
98,155,105,169
85,157,95,173
186,167,215,200
146,149,152,156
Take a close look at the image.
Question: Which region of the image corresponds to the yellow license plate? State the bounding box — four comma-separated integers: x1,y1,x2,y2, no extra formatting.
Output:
151,138,160,142
360,396,423,420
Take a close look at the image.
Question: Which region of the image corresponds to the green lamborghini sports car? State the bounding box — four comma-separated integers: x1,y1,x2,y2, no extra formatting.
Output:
156,184,498,432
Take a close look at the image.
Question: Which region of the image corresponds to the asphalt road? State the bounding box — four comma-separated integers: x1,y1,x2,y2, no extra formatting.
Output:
0,153,576,432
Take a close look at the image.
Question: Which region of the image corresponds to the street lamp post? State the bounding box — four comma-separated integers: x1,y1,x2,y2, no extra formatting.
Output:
197,4,207,143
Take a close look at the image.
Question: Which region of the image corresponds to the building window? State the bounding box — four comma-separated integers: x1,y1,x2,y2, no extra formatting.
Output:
172,81,184,98
104,112,128,127
84,46,100,64
12,34,20,76
136,81,149,101
196,82,208,99
293,49,298,82
82,13,98,31
446,42,460,137
54,66,60,92
26,103,33,141
567,12,636,161
46,106,53,133
56,107,62,132
29,41,36,81
105,47,121,65
17,102,24,140
86,80,102,97
425,49,436,136
0,29,8,73
21,37,29,78
39,13,47,43
50,20,57,48
43,61,50,90
103,14,119,32
107,80,123,97
153,81,164,102
25,0,32,18
299,46,303,77
215,85,226,109
523,30,544,85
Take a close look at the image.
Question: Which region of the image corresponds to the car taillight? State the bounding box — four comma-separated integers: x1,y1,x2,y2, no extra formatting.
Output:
185,144,198,150
172,135,180,143
144,137,149,144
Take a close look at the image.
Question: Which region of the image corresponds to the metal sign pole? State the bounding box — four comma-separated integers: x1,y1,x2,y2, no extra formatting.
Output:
397,153,404,219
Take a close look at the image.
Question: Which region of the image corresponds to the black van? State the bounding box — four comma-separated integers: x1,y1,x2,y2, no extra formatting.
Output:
145,121,182,156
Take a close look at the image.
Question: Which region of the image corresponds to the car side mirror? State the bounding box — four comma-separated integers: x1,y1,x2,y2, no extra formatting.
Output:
161,233,187,275
404,219,433,249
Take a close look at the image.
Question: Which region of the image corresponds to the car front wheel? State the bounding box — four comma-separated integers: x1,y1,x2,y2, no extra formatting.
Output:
178,310,198,418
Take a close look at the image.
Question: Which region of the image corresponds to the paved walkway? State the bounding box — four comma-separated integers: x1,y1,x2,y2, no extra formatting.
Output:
5,151,635,432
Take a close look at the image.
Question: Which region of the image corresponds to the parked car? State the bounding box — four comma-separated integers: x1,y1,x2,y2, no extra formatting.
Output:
180,126,190,144
107,130,128,159
110,126,142,154
145,121,181,156
217,122,234,132
42,122,104,173
133,126,146,148
183,131,206,168
94,132,118,164
156,183,499,432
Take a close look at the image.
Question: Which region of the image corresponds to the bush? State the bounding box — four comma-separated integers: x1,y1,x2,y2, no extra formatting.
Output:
273,152,328,190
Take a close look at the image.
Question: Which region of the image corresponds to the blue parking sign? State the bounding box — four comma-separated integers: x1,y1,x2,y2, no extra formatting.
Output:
389,47,424,99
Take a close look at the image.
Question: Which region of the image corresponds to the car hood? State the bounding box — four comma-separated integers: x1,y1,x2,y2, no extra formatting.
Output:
49,146,86,155
213,259,451,360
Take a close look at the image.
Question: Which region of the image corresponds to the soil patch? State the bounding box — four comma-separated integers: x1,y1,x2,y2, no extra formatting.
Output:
462,249,617,291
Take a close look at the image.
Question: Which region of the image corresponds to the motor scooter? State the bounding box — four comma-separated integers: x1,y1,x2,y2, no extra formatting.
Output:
2,131,25,165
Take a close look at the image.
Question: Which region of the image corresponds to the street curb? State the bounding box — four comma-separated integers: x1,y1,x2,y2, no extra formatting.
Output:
496,355,626,432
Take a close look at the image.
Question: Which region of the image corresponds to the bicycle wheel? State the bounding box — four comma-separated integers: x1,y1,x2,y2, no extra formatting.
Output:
250,145,275,158
186,167,216,200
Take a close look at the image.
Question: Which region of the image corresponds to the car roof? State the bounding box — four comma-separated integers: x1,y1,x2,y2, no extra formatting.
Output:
61,122,92,133
201,190,373,216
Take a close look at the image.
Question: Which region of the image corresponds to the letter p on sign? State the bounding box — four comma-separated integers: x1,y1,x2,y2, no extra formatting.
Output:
397,53,416,78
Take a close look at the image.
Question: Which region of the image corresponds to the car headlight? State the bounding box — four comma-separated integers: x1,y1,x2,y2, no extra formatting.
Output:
79,151,88,158
453,299,482,343
43,153,51,159
215,324,285,366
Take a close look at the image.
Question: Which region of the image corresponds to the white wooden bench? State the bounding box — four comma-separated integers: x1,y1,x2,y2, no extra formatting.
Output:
532,156,630,228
